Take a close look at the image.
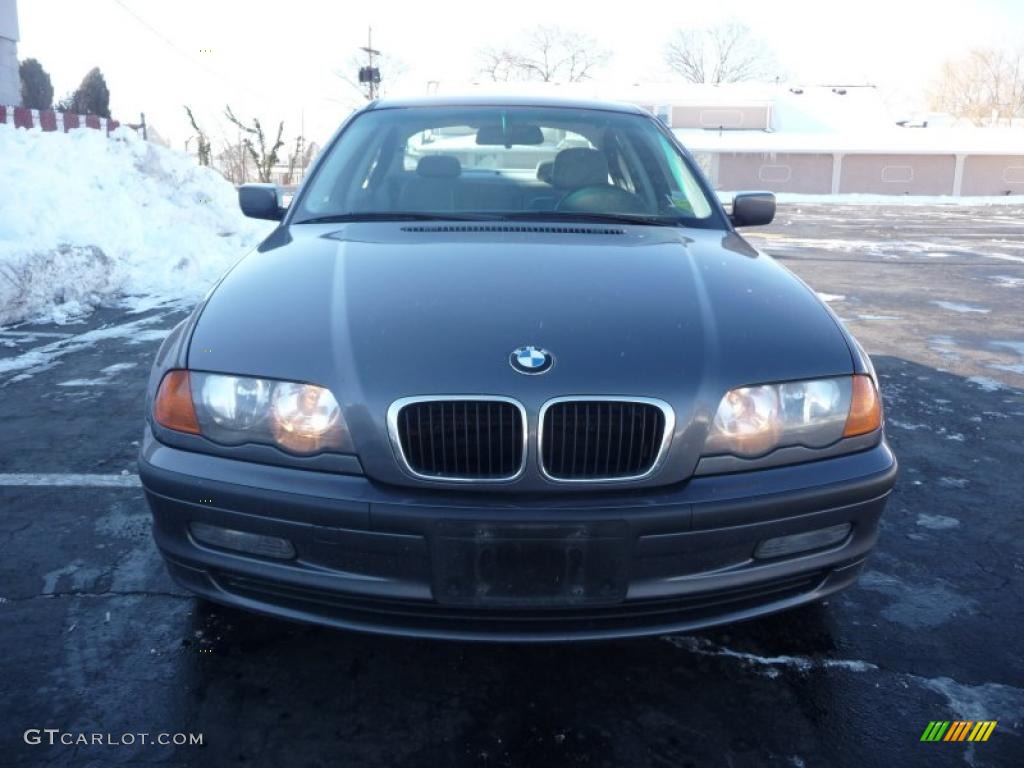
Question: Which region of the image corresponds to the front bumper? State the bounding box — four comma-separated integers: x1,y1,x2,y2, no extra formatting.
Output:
139,429,896,641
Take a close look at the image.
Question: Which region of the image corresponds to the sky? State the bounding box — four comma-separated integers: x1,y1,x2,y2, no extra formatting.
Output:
14,0,1024,152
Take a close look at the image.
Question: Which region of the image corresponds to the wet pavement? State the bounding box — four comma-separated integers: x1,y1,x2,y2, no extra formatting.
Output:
1,205,1022,767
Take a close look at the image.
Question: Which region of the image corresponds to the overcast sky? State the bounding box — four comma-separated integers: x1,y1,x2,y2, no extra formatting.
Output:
16,0,1024,150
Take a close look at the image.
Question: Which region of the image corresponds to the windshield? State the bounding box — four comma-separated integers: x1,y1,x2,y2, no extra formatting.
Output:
293,105,722,228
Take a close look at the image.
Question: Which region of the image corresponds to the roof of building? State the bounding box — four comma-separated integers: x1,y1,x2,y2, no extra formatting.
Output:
675,127,1024,155
376,81,1024,156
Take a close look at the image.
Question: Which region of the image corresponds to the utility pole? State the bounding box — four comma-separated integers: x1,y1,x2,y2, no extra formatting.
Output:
358,26,382,100
237,129,246,184
299,108,306,181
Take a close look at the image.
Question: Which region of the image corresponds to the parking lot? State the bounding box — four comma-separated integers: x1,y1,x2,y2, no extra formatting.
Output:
1,204,1022,767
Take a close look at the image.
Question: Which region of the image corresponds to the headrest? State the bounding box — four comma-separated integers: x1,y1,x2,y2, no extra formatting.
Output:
416,155,461,178
536,161,554,185
551,148,609,189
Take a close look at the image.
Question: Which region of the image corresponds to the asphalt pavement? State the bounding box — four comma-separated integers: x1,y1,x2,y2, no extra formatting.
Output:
1,204,1022,767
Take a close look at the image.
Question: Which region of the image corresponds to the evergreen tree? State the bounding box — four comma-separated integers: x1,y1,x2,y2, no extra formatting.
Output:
70,68,111,118
19,59,54,110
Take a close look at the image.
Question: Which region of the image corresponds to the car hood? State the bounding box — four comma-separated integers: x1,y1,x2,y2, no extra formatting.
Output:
190,222,852,488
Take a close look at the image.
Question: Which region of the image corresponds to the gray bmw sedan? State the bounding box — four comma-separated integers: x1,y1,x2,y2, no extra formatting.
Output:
139,96,896,641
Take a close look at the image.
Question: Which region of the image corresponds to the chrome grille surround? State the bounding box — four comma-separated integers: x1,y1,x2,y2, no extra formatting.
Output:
538,396,675,483
387,395,528,482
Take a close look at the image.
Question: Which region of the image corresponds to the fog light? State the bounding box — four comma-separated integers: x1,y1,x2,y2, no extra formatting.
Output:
754,523,851,559
189,522,295,560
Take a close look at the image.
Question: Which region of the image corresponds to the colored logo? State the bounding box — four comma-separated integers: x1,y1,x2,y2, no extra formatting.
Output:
920,721,997,742
510,345,553,375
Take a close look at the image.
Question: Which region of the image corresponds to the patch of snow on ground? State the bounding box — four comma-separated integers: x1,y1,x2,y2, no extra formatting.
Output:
928,335,960,360
887,419,929,430
858,571,976,629
101,362,136,374
916,514,961,530
916,676,1024,722
817,292,845,302
0,124,273,328
992,363,1024,375
991,341,1024,357
991,275,1024,288
930,301,990,314
57,361,138,387
0,316,167,378
968,376,1005,392
662,636,877,675
980,252,1024,264
126,328,172,344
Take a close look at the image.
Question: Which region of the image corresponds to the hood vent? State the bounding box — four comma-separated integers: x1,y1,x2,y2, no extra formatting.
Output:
399,224,625,235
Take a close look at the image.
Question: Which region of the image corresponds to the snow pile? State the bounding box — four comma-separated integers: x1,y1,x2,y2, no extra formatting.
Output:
0,123,272,327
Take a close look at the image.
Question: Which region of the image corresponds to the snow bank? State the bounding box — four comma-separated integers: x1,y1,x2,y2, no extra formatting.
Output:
0,123,272,327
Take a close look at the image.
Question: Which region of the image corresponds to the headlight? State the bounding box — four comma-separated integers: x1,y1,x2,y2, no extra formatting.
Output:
199,374,271,429
154,370,353,455
269,381,344,454
704,375,880,458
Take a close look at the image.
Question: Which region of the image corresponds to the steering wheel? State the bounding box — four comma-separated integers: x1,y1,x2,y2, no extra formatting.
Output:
557,185,647,214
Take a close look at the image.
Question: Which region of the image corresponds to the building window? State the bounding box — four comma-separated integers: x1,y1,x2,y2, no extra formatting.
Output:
881,165,914,183
758,164,792,183
699,109,743,129
1002,166,1024,184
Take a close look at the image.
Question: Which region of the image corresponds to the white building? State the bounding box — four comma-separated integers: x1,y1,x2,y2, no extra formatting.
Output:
0,0,18,106
417,80,1024,197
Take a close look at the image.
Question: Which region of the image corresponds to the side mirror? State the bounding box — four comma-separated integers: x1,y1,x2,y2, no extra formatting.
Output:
730,192,776,227
239,184,285,221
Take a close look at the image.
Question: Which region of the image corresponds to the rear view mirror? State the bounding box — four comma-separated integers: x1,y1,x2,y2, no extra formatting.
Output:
476,124,545,146
239,184,285,221
730,192,776,227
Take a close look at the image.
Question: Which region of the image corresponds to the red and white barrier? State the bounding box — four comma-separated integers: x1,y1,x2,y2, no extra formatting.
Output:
0,105,120,134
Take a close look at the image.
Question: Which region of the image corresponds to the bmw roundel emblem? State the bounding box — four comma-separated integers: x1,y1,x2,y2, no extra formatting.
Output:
510,345,553,374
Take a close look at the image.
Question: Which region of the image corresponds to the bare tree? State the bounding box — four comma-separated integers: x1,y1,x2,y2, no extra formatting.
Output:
215,141,253,185
284,134,304,186
478,26,611,83
283,135,319,186
930,47,1024,126
183,106,212,166
224,106,285,184
478,46,522,82
664,21,778,84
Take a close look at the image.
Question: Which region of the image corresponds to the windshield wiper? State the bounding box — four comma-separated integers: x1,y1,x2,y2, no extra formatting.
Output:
293,212,502,224
499,211,682,227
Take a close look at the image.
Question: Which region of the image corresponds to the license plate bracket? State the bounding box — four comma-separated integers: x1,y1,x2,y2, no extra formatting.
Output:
432,521,629,607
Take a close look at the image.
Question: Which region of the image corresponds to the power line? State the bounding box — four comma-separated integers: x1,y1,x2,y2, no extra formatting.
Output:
107,0,265,101
110,0,187,56
110,0,346,113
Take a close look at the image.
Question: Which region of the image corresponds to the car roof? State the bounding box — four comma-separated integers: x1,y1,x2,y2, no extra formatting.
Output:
367,94,648,115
